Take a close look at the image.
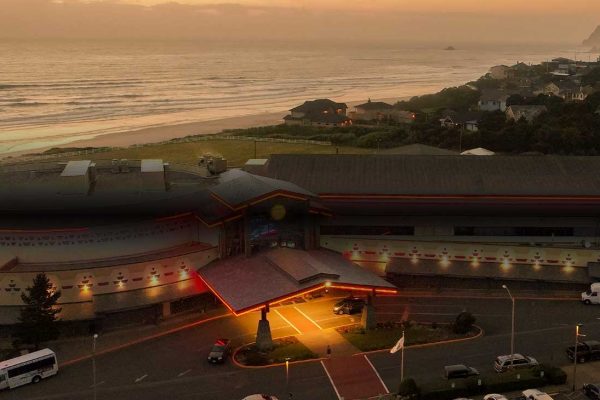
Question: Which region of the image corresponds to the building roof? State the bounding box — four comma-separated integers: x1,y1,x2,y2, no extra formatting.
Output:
355,100,394,111
265,154,600,196
196,247,395,315
480,90,510,102
61,160,92,177
380,143,458,156
141,159,164,173
209,169,316,209
461,147,495,156
506,105,547,120
290,99,347,113
441,110,483,124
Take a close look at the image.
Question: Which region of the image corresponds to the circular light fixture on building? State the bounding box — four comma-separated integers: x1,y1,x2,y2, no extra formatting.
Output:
270,204,286,221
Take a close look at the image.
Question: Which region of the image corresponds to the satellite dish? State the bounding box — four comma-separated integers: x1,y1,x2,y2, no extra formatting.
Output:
584,240,592,248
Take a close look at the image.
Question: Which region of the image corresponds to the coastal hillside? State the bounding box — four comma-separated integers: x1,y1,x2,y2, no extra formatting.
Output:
583,25,600,47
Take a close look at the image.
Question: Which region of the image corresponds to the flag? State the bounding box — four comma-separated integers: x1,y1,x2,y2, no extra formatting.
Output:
390,335,404,354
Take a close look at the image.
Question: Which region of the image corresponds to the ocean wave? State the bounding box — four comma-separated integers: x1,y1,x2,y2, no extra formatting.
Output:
65,100,122,105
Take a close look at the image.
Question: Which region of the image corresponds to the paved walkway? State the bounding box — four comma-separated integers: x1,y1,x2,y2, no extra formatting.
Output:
322,355,389,400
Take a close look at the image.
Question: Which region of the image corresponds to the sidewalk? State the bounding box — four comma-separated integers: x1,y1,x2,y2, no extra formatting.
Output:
298,327,359,357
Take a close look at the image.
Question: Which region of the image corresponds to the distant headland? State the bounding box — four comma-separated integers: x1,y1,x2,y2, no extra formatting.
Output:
583,25,600,48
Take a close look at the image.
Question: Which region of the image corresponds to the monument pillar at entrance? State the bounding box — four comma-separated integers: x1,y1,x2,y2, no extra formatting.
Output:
256,305,273,351
360,291,377,330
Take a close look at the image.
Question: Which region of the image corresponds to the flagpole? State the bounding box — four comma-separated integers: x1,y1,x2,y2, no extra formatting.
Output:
401,328,405,383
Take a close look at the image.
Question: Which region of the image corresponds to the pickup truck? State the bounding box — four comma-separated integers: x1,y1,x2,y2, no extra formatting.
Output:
566,340,600,363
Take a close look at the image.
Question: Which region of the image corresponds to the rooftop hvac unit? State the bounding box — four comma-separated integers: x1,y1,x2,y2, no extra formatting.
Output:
120,159,129,173
111,159,120,173
208,156,227,175
198,156,206,167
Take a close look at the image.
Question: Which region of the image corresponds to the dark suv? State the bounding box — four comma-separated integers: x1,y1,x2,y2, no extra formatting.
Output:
333,297,365,315
207,339,231,364
584,383,600,400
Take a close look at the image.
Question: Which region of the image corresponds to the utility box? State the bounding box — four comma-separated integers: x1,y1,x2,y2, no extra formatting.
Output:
141,159,166,191
60,160,94,195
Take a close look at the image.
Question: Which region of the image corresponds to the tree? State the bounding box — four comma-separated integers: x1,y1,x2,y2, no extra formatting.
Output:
16,273,62,349
453,311,476,334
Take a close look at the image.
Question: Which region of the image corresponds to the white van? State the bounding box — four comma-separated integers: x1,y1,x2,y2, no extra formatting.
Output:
582,283,600,305
0,349,58,390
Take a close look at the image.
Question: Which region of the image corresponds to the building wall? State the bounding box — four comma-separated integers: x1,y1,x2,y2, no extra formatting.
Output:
0,247,218,308
0,216,217,263
320,236,597,277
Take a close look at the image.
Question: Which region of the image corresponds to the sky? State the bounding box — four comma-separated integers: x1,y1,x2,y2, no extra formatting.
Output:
0,0,598,44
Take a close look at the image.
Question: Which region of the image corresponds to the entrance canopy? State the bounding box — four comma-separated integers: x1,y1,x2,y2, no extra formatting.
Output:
196,248,396,315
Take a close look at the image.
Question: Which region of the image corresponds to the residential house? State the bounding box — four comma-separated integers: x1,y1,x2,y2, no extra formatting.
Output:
489,65,515,80
479,90,509,112
284,99,351,127
505,105,547,122
440,111,483,132
543,81,587,101
351,100,416,124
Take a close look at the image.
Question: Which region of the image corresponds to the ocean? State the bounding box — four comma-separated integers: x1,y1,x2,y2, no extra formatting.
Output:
0,39,591,155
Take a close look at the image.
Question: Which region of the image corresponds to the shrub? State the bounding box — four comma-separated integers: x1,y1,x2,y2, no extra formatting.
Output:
398,378,420,399
484,369,545,393
453,311,476,334
542,365,567,385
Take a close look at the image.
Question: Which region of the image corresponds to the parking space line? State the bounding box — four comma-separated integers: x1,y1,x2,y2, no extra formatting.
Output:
134,374,148,383
274,308,302,335
178,369,192,377
89,381,105,388
294,306,323,330
363,355,389,394
320,360,342,400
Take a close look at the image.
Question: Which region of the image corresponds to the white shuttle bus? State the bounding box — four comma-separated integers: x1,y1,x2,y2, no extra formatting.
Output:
0,348,58,390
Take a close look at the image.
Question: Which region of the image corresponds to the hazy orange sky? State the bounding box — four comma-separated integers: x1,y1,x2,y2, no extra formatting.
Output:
125,0,600,14
1,0,598,43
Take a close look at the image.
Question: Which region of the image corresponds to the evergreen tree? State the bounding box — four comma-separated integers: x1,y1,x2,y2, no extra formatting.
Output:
16,273,62,349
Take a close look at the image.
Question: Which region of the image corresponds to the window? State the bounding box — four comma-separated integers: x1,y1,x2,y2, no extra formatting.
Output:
7,356,55,378
320,226,414,236
454,226,574,237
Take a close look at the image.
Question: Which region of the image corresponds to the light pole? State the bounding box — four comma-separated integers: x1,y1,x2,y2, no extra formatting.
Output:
502,285,515,365
285,357,292,399
573,323,585,391
92,333,98,400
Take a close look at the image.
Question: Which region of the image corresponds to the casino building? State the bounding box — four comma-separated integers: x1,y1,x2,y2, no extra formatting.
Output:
1,154,600,325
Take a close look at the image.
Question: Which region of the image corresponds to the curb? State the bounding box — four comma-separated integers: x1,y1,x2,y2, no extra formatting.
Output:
61,313,230,367
354,324,485,356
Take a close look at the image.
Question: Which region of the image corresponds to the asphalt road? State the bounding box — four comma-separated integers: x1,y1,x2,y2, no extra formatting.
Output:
9,294,600,400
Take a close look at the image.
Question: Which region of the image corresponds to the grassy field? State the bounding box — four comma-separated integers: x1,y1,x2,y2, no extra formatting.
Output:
338,323,479,352
234,336,318,366
53,139,375,167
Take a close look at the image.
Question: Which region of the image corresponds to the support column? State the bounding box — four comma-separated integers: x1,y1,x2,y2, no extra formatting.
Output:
360,292,377,331
244,211,252,257
256,305,273,351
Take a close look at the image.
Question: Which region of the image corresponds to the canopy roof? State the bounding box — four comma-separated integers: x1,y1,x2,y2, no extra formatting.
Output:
196,248,396,315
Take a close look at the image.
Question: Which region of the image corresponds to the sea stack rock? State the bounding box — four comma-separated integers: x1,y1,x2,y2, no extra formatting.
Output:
583,25,600,47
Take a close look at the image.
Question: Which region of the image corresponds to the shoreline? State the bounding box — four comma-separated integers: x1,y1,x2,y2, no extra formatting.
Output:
1,96,409,160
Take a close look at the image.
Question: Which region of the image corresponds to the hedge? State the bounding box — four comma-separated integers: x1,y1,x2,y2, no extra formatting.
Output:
413,364,566,400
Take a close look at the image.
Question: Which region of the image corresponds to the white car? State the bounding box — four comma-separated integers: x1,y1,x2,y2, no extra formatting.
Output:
242,396,279,400
522,389,554,400
483,394,508,400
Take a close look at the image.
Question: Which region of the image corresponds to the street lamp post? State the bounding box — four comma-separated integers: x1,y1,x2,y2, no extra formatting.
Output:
502,285,515,365
285,357,292,399
573,323,585,392
92,333,98,400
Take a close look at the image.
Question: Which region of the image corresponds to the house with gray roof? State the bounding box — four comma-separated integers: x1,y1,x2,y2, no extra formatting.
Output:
505,105,547,122
284,99,351,127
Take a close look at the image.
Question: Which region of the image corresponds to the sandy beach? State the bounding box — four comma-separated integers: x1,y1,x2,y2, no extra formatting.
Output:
3,97,407,159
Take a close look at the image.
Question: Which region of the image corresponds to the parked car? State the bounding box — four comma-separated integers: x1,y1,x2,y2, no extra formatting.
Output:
444,364,479,379
242,396,279,400
567,340,600,363
494,354,538,372
333,297,365,315
484,394,508,400
583,383,600,399
207,338,231,364
582,283,600,305
522,389,554,400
